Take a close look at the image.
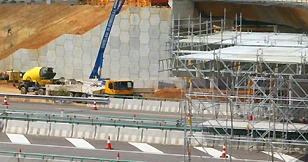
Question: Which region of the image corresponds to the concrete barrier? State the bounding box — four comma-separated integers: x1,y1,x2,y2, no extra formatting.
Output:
123,99,142,110
4,120,28,134
190,132,204,146
118,127,142,142
27,121,50,136
49,123,72,138
142,100,161,112
142,129,166,144
95,125,119,141
72,124,95,139
108,98,124,109
165,130,184,145
160,101,180,113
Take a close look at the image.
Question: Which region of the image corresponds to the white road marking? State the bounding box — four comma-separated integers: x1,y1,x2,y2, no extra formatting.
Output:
66,138,95,149
0,140,267,161
6,133,30,144
129,142,164,154
194,147,235,159
262,151,304,162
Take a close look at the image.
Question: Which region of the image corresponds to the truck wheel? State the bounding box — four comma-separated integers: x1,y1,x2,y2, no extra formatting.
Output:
69,92,75,97
37,89,45,95
20,87,27,94
81,93,87,98
81,93,87,103
74,93,81,97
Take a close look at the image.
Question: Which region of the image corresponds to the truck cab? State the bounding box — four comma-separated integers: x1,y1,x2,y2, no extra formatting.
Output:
104,80,134,96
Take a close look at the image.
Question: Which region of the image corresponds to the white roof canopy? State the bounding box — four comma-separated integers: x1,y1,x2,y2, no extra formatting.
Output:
177,46,308,64
178,31,308,48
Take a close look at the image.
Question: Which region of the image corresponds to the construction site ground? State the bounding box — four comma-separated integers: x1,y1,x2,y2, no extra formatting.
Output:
0,80,184,99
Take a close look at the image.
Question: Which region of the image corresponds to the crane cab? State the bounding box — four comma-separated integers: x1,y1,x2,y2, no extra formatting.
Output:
103,80,134,96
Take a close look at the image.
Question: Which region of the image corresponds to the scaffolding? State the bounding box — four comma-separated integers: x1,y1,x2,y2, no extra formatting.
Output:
159,11,308,162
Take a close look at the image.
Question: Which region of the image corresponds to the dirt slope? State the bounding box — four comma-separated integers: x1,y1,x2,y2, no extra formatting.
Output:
0,4,128,60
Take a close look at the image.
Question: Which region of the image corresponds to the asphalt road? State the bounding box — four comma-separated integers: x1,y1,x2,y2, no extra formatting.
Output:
0,101,307,162
0,133,290,162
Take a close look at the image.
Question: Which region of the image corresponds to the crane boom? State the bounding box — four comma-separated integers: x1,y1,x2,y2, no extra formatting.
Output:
89,0,125,79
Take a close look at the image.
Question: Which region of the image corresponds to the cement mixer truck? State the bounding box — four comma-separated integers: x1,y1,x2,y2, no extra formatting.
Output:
17,67,62,95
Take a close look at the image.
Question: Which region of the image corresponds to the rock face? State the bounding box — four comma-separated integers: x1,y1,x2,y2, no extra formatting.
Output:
0,7,171,80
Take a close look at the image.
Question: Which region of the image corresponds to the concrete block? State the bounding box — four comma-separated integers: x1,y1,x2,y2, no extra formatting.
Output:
118,127,142,142
28,121,50,136
142,129,166,144
108,98,124,109
129,13,140,26
123,99,142,110
140,32,150,45
142,100,161,111
5,120,28,134
165,130,184,145
139,69,149,78
139,45,150,57
139,20,150,32
72,124,95,139
120,20,130,31
160,101,180,113
149,14,160,27
140,8,150,20
95,125,119,141
49,123,72,138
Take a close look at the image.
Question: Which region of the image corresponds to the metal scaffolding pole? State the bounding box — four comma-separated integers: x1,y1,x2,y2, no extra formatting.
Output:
160,10,308,162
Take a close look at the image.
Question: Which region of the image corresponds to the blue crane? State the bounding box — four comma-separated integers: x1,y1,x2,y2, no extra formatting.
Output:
89,0,125,79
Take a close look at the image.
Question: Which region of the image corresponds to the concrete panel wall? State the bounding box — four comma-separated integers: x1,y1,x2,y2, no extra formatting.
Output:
0,7,171,80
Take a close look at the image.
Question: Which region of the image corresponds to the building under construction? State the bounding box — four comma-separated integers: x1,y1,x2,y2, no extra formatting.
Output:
159,11,308,161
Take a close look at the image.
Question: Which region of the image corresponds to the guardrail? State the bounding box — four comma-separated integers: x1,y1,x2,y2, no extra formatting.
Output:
92,94,183,102
0,115,190,131
0,109,192,124
1,112,308,139
0,150,143,162
0,93,110,104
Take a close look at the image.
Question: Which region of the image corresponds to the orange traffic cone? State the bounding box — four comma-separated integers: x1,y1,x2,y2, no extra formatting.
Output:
18,148,22,158
220,143,228,158
2,96,9,105
105,136,113,149
302,117,306,124
5,105,8,110
117,152,120,160
92,100,98,110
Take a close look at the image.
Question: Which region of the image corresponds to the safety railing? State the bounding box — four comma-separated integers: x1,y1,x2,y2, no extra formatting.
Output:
0,150,144,162
1,111,308,139
0,109,193,124
0,115,193,131
0,93,109,104
92,94,183,102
